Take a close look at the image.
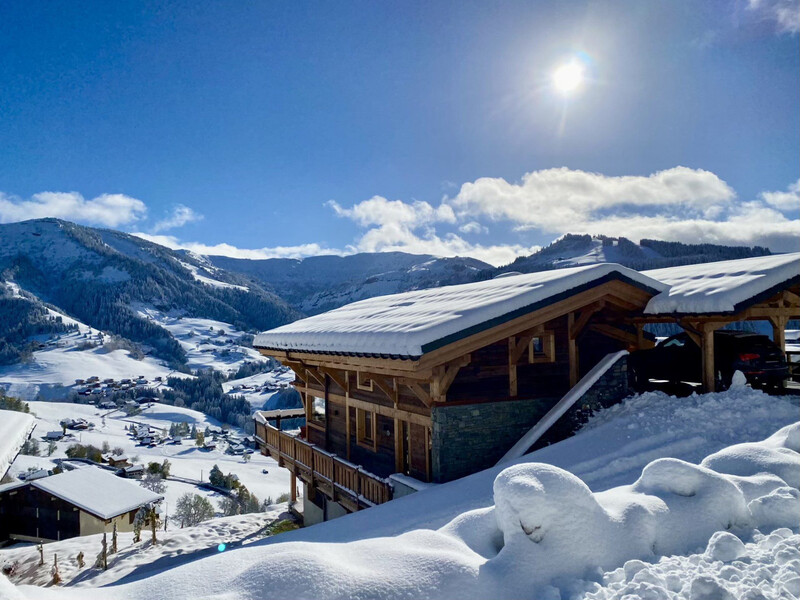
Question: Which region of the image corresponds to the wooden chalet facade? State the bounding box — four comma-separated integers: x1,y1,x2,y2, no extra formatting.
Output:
254,264,666,522
253,254,799,524
0,467,163,544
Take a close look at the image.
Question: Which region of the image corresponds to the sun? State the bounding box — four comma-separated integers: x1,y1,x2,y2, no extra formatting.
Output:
552,61,584,95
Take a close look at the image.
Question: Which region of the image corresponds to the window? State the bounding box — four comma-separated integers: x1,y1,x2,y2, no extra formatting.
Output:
356,408,376,450
529,331,556,363
310,395,326,425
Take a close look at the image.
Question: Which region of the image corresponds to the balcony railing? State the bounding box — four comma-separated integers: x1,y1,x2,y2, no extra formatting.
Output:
255,420,392,510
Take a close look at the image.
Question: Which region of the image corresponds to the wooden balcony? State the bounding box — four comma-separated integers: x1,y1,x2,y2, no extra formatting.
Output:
254,421,392,511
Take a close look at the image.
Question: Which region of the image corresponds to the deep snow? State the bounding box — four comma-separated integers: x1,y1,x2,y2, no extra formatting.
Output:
1,386,797,600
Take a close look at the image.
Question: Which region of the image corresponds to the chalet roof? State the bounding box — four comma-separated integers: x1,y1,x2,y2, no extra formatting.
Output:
643,253,800,315
30,467,163,520
254,263,665,359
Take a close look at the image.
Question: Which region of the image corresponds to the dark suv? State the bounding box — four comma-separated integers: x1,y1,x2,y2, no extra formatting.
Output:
630,329,789,391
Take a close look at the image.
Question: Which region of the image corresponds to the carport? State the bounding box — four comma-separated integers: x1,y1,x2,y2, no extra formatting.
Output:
630,253,800,392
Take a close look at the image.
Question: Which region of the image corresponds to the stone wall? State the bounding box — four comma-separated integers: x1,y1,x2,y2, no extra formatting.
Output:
431,396,557,483
431,355,633,482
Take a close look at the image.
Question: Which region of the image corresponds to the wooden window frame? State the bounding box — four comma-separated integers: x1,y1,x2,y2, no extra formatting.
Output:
308,394,327,430
356,407,377,451
356,370,374,391
528,331,556,364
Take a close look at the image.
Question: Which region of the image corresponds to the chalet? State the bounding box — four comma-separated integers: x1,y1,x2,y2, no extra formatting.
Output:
103,454,131,468
252,255,799,524
0,467,162,544
43,431,63,441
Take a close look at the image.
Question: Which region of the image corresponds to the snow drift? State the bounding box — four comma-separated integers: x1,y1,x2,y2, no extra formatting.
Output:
5,420,799,600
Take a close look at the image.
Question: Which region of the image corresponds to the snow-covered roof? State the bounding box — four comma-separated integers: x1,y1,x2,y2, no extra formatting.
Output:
254,263,665,359
644,253,800,315
0,409,36,479
31,467,163,520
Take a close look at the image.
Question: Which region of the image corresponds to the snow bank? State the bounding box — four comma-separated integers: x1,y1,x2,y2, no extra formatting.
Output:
7,420,799,600
582,529,800,600
0,410,35,478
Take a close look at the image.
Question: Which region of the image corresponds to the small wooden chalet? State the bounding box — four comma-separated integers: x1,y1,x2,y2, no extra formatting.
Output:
0,467,162,544
253,254,799,524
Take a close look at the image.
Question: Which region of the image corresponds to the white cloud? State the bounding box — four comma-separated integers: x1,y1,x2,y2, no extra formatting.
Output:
152,204,204,232
132,232,336,261
326,168,799,262
0,191,146,227
747,0,800,33
326,196,456,228
459,221,489,235
760,179,800,211
449,166,736,232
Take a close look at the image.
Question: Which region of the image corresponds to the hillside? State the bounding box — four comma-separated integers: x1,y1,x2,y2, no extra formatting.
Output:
0,219,299,366
505,234,772,274
204,252,492,315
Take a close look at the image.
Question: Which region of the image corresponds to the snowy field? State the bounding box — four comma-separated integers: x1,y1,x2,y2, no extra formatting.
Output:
4,401,293,517
132,304,265,374
0,510,288,589
1,384,797,600
221,369,296,410
0,410,35,479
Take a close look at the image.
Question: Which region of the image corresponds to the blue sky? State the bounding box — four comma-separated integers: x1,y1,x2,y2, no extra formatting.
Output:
0,1,798,266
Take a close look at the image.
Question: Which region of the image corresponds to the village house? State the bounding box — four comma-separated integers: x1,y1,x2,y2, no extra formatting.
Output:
252,254,799,524
0,467,163,544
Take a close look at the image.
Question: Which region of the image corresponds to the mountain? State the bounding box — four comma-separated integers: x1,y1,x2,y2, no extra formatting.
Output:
204,252,493,315
0,219,299,366
503,234,772,274
0,220,777,368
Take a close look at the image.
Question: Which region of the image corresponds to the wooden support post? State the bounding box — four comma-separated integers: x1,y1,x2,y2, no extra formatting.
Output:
701,323,716,393
290,472,297,504
567,312,578,387
345,395,351,460
770,315,788,353
508,337,518,397
635,323,645,351
394,417,403,473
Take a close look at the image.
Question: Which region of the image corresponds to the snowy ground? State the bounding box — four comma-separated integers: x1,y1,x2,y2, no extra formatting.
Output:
0,509,289,589
6,401,293,518
2,384,797,600
221,369,296,410
0,296,272,402
132,304,265,375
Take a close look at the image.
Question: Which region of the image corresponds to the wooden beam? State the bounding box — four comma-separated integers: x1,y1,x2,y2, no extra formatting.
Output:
587,323,640,346
769,315,788,353
436,355,469,401
701,322,716,393
394,417,403,473
508,337,518,397
406,382,432,408
418,280,653,370
568,312,578,387
284,361,308,384
304,367,326,387
372,375,397,404
346,395,431,427
782,290,800,305
570,301,605,340
318,367,347,392
678,319,702,347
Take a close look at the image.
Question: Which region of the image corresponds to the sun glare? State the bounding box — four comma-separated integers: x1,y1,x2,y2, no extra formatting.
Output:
552,62,584,95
